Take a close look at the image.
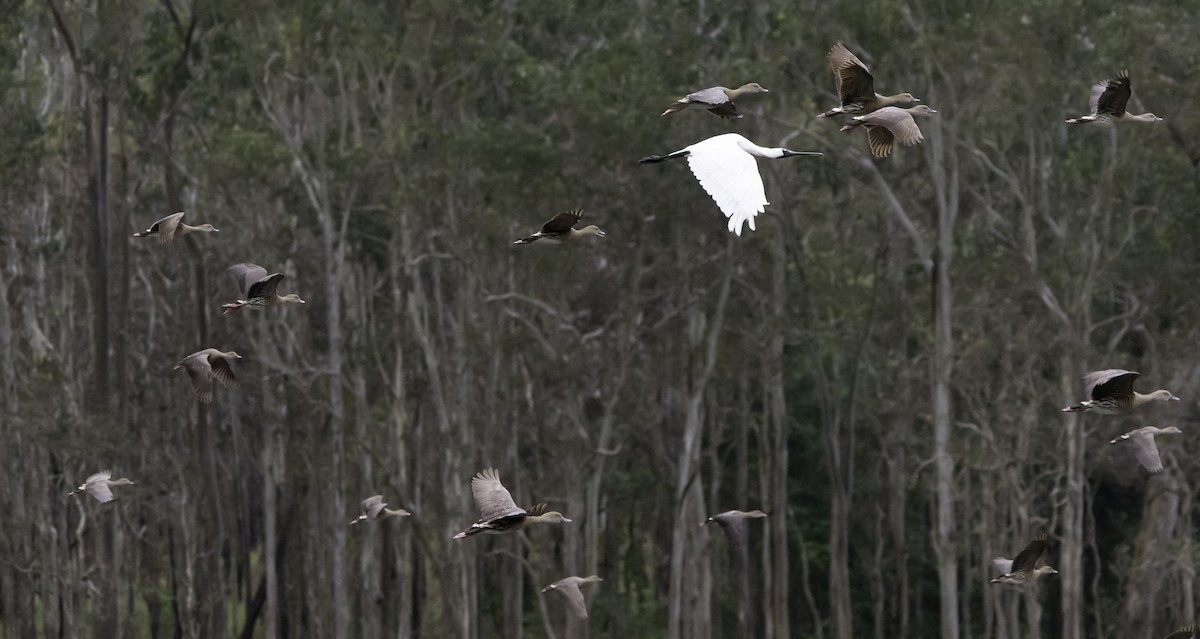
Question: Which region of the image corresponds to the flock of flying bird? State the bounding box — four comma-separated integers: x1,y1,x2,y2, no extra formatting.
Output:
63,41,1179,628
516,44,1161,242
983,368,1187,636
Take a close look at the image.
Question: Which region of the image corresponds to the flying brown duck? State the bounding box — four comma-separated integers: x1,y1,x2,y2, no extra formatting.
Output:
174,348,241,403
839,105,938,157
514,209,605,244
1066,70,1162,125
1110,426,1182,474
68,471,135,503
661,83,769,119
817,43,919,119
221,263,306,314
1062,369,1179,415
349,495,411,526
132,212,218,243
453,468,571,539
991,534,1057,584
701,509,768,548
542,575,603,620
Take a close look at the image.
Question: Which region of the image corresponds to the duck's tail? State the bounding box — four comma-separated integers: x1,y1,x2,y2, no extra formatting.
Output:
660,100,689,117
839,118,865,133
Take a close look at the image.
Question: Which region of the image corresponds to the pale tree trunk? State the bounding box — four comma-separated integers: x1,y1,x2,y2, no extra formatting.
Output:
401,206,468,636
390,212,415,639
318,159,349,639
1059,361,1085,639
666,260,730,639
259,56,352,639
855,77,954,639
0,270,12,398
46,0,111,413
766,226,790,639
354,370,383,639
0,269,22,635
851,148,934,639
816,356,852,639
870,505,885,639
813,219,884,639
577,255,637,637
886,245,912,639
735,374,752,637
967,108,1141,639
263,399,282,639
1178,481,1196,629
1059,132,1122,639
1116,472,1181,638
928,91,961,639
3,438,33,638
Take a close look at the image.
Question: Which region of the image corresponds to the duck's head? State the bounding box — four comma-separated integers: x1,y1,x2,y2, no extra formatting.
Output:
1150,390,1180,402
538,511,572,524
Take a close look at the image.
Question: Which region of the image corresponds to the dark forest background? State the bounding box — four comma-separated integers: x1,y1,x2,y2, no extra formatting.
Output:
3,0,1200,637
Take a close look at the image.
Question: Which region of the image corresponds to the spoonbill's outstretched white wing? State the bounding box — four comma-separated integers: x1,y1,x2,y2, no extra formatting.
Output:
685,137,767,236
640,134,820,236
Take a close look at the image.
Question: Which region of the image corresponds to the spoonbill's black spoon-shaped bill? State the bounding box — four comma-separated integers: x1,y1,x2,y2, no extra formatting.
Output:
639,134,821,236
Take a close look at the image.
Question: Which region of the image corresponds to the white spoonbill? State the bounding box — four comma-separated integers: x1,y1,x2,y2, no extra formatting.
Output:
639,134,821,236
